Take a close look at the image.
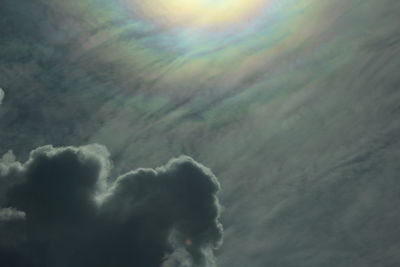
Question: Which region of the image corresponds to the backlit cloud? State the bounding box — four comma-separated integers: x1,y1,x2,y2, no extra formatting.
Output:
0,144,223,267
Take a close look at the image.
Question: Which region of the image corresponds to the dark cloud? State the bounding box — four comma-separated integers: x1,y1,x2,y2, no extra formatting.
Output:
0,145,222,267
0,209,27,267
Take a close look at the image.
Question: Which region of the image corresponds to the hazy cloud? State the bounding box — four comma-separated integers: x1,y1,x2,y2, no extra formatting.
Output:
0,208,25,221
0,88,4,105
0,145,222,267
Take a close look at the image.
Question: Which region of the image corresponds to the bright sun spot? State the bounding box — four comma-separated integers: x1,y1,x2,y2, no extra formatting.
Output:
133,0,269,30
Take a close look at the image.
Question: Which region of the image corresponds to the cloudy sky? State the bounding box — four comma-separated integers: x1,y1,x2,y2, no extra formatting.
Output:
1,0,400,266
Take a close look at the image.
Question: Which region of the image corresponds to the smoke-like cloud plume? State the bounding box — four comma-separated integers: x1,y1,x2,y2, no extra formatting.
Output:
0,144,223,267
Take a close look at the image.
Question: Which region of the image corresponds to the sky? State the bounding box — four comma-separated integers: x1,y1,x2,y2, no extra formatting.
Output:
1,0,400,266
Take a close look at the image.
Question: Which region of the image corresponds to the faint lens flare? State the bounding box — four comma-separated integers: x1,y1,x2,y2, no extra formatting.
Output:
131,0,270,30
185,238,193,246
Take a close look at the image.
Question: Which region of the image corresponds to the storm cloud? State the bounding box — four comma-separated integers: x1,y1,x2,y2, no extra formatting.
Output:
0,145,222,267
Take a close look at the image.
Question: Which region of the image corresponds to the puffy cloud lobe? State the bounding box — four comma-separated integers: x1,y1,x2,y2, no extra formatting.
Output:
0,208,25,221
0,145,223,267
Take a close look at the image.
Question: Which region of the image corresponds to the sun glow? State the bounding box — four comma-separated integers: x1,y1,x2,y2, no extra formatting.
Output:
133,0,269,30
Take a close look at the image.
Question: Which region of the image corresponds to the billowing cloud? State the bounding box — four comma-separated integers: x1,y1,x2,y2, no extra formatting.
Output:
0,144,223,267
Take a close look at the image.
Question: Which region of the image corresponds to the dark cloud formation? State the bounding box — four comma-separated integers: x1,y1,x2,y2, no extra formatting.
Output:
0,145,222,267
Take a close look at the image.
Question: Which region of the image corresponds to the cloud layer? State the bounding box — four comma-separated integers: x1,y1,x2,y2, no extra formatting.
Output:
0,145,222,267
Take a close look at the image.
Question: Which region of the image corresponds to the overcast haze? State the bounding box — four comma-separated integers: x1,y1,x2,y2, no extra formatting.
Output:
1,0,400,266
